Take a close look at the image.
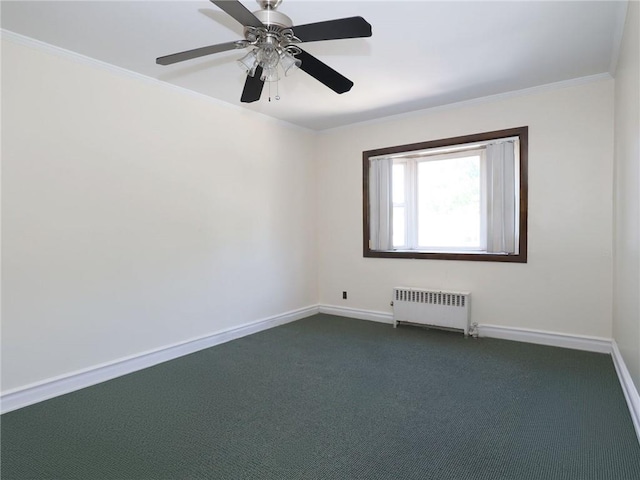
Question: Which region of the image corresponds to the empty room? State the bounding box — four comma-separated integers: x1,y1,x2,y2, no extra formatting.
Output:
2,0,639,478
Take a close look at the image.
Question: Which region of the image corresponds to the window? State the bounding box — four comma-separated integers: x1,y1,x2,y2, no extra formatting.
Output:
363,127,528,262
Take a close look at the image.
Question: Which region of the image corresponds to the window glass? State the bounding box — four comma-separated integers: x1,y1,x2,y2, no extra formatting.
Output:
393,206,405,247
416,155,481,249
392,163,405,204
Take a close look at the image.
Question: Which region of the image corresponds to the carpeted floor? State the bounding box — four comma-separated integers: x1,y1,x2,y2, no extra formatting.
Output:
2,314,640,479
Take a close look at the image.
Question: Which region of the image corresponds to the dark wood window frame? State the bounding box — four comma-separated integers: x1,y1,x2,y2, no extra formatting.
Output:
363,126,528,263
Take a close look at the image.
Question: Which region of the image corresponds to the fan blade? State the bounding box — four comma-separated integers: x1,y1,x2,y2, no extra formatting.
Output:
156,41,241,65
210,0,264,28
295,50,353,94
241,66,264,103
291,16,372,43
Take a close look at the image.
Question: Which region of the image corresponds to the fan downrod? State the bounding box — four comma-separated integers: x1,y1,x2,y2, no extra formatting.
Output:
258,0,282,10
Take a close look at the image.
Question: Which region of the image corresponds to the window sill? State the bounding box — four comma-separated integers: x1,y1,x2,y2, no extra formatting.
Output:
364,249,527,263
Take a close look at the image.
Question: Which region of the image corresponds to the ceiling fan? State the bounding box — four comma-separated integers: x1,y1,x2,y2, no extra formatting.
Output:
156,0,372,103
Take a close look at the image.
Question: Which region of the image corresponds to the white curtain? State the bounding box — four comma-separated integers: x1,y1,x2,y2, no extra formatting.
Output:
369,157,394,250
485,141,517,254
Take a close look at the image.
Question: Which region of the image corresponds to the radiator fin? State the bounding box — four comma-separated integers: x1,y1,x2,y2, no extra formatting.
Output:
394,288,467,308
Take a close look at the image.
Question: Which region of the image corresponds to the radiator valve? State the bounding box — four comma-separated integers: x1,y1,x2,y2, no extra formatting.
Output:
468,322,479,338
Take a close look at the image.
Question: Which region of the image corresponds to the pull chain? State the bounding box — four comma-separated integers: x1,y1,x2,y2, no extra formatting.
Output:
266,67,281,102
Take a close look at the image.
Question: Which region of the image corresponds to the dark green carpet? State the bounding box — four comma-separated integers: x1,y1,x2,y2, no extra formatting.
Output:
2,314,640,479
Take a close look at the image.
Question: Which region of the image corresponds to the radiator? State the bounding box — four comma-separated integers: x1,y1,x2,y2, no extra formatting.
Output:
392,287,473,336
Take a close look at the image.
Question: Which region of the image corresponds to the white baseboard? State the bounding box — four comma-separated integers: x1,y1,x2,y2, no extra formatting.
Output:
5,305,638,447
318,307,612,354
478,324,612,354
611,340,640,443
320,308,640,444
1,305,319,414
319,305,393,324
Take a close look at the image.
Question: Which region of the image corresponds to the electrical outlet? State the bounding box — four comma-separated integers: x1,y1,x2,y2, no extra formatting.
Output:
342,291,347,300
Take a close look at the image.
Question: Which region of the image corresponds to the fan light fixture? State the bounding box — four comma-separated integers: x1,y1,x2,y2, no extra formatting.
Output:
237,43,301,82
234,1,302,92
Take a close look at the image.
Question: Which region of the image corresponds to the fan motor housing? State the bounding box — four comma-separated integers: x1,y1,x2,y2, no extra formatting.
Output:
253,8,293,29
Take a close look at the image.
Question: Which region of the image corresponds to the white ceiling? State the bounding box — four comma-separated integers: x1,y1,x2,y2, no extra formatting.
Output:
1,0,627,130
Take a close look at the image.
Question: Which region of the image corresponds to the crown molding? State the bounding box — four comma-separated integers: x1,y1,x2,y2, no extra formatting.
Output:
3,29,615,136
0,29,313,135
609,0,630,75
320,72,614,134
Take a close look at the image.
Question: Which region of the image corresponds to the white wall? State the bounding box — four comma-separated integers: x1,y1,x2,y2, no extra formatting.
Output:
0,30,623,397
613,1,640,391
317,80,614,339
1,38,318,392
